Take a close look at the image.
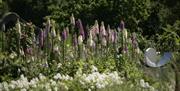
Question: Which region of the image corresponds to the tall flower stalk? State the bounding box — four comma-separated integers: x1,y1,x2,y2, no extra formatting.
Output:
76,19,85,39
62,28,68,62
16,19,21,55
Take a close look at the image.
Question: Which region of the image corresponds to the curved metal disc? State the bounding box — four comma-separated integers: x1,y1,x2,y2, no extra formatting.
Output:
157,52,172,67
144,48,172,67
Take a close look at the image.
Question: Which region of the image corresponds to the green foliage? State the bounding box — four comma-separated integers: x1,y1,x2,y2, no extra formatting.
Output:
156,20,180,52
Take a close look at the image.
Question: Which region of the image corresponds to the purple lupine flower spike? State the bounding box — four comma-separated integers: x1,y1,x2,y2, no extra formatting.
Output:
39,29,44,47
113,30,117,43
107,25,111,36
111,31,114,43
73,34,78,46
76,19,85,39
62,28,67,41
100,21,107,37
131,32,137,48
95,20,99,34
120,20,125,30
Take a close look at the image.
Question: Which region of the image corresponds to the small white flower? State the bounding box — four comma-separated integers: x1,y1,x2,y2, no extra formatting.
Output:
144,82,150,88
88,88,91,91
57,63,62,68
54,86,58,91
9,52,17,59
140,79,145,87
140,79,150,88
54,73,61,80
39,73,46,80
47,88,52,91
90,85,94,89
91,65,98,72
21,88,27,91
50,80,56,86
9,83,15,89
64,85,69,90
150,86,155,91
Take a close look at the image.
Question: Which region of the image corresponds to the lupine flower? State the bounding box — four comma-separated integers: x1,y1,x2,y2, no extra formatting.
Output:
131,32,138,48
112,30,117,43
111,31,115,43
94,20,99,34
16,19,21,36
87,32,95,47
107,25,112,43
78,35,83,45
120,20,125,30
44,18,51,38
61,28,67,41
70,14,75,26
107,25,111,37
102,37,107,46
76,19,85,39
115,31,118,43
73,34,78,46
123,29,128,40
52,27,56,37
39,29,44,47
89,26,97,40
100,21,107,37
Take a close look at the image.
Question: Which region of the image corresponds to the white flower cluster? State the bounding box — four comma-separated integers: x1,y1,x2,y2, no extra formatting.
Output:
53,73,73,81
0,74,68,91
139,79,156,91
0,67,158,91
76,66,123,89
